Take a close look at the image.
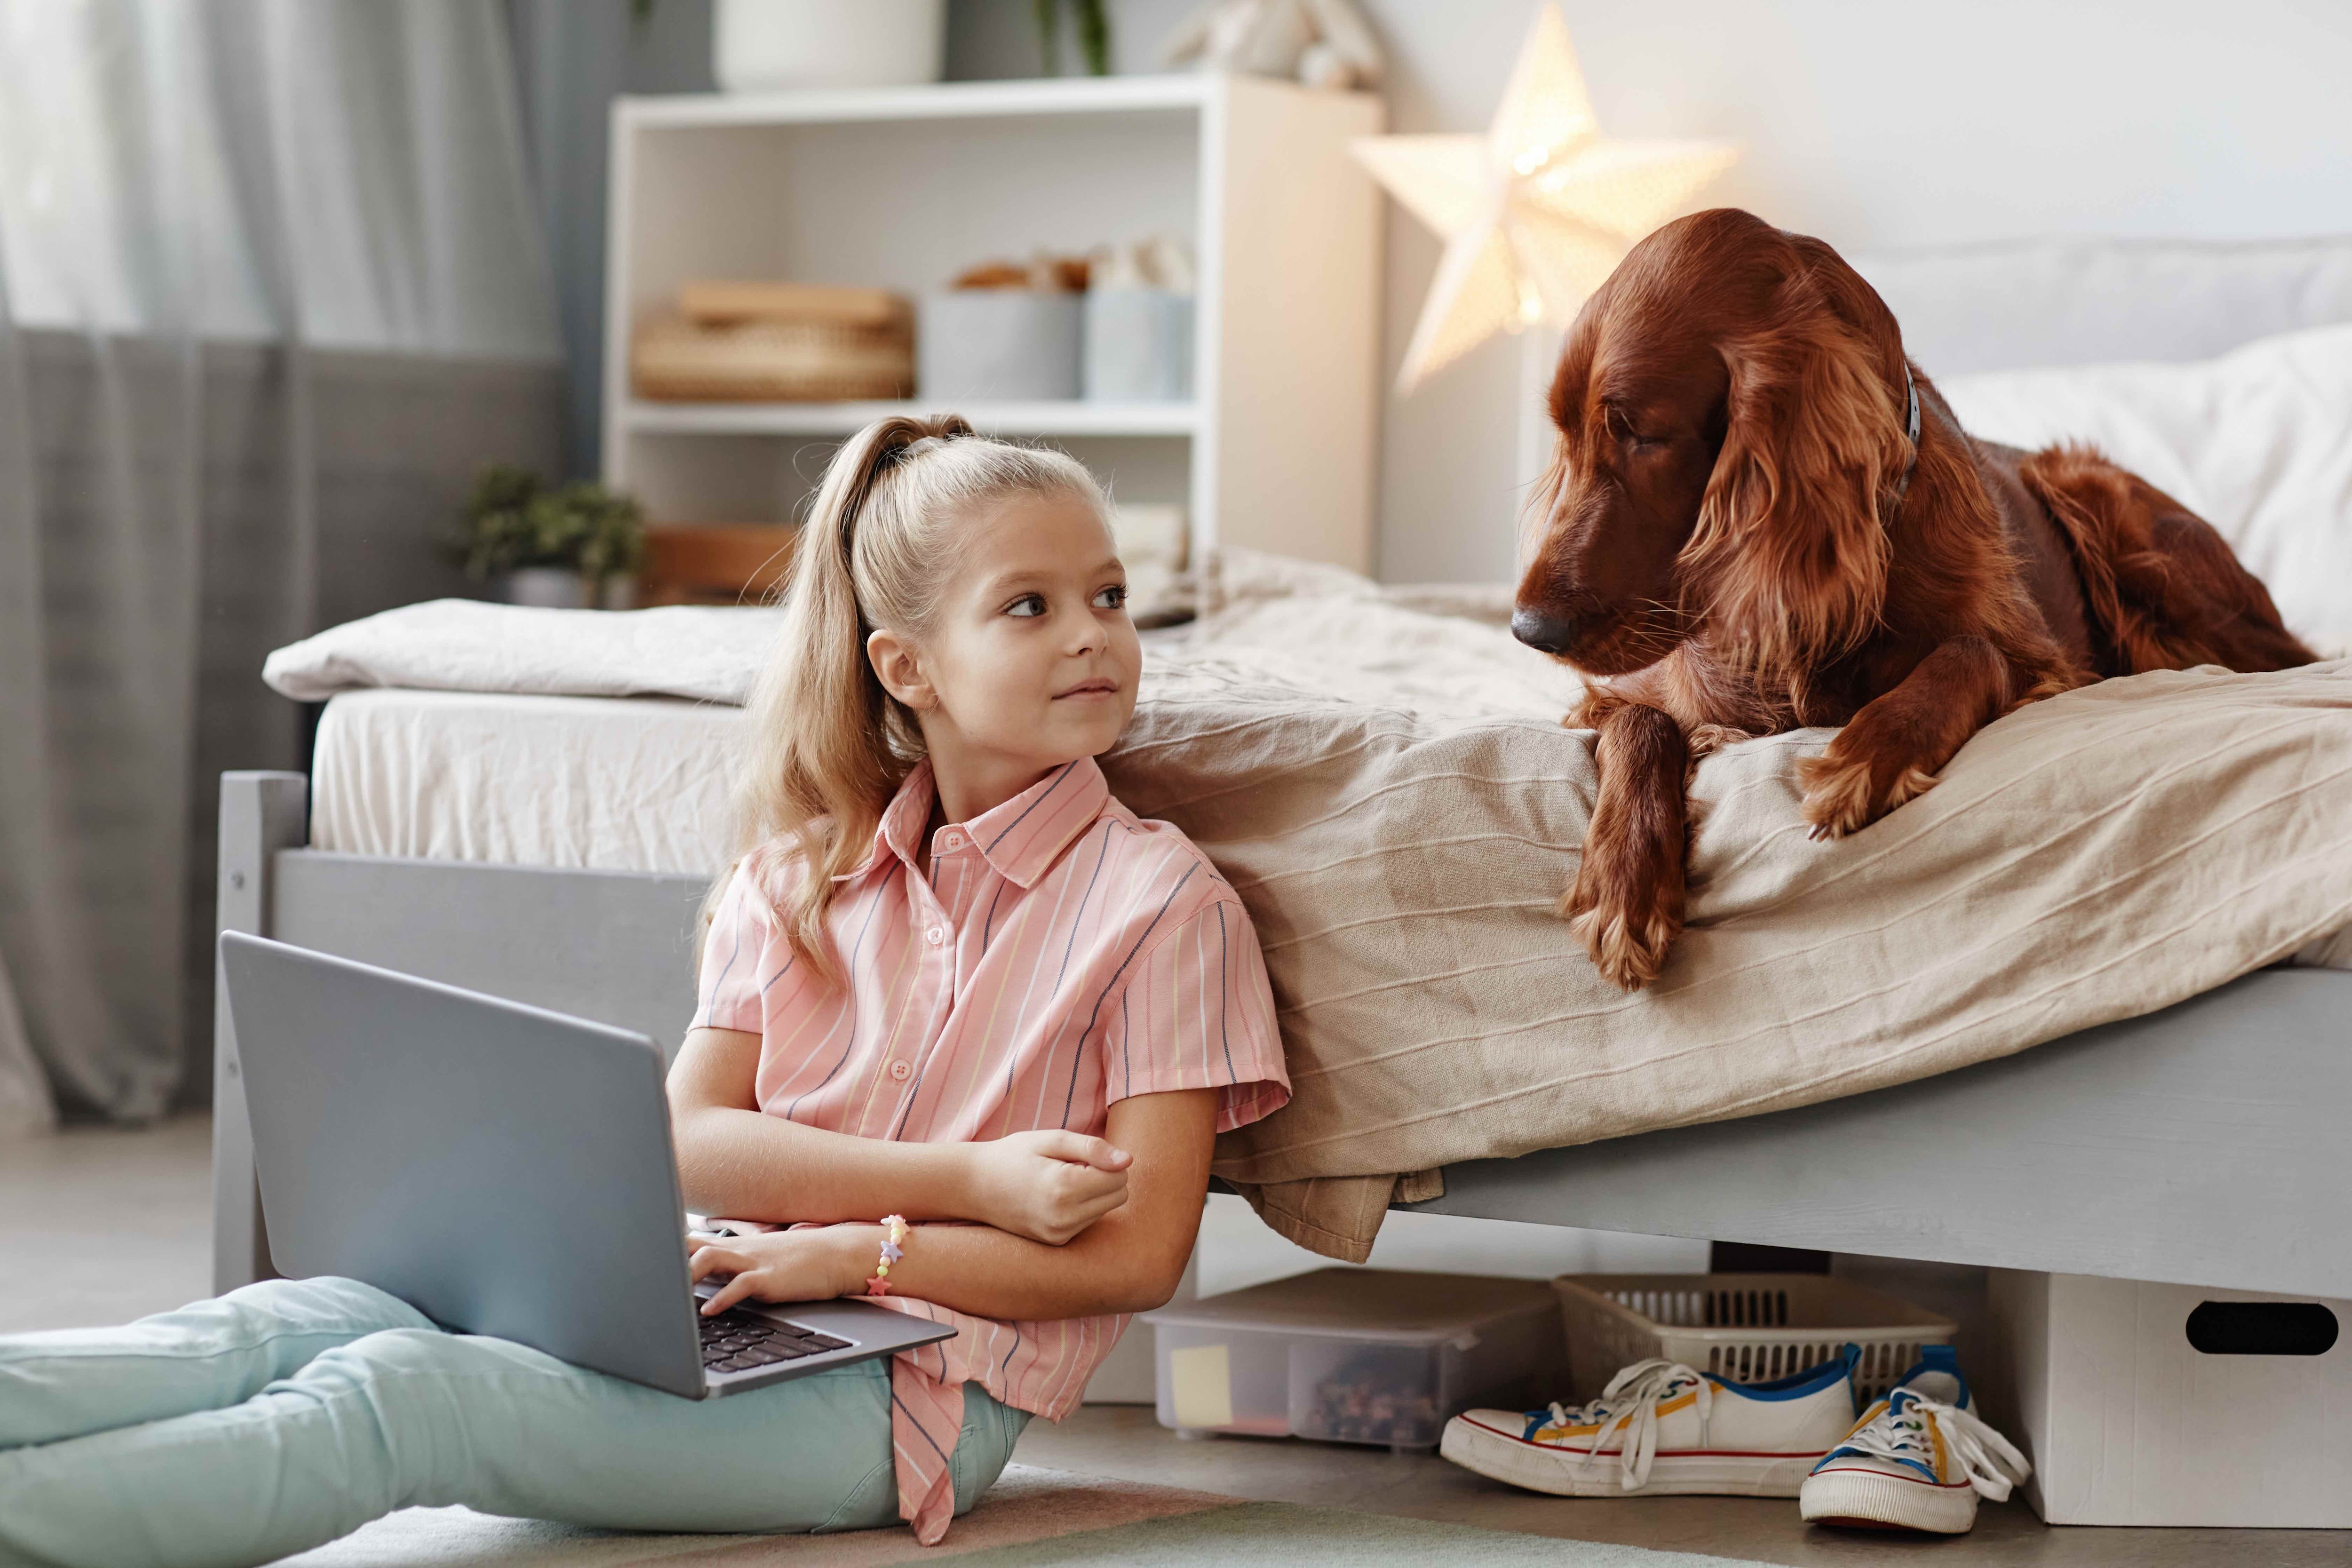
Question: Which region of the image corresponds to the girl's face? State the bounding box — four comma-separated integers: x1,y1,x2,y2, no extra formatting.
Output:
867,491,1141,814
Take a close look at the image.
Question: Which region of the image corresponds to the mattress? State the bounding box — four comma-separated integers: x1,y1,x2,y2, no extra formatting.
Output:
310,688,741,875
295,557,1571,878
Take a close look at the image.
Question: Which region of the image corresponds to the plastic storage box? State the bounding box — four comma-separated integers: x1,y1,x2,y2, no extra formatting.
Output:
1554,1274,1955,1404
1144,1269,1564,1451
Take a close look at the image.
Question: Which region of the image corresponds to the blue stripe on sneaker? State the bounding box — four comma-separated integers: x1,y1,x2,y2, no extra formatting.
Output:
1710,1343,1861,1401
1815,1442,1941,1484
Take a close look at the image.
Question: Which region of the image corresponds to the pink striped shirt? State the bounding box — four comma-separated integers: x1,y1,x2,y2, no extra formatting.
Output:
691,756,1287,1543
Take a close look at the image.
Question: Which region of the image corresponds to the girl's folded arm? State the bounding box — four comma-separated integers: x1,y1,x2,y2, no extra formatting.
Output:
667,1025,1135,1244
690,1087,1219,1321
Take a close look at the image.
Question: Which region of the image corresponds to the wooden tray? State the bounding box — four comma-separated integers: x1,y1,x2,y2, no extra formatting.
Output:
639,525,798,605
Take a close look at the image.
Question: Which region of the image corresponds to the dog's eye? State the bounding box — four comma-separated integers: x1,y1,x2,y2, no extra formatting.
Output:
1606,405,1665,448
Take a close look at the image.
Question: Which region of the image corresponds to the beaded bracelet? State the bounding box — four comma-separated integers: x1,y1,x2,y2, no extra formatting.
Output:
864,1214,909,1297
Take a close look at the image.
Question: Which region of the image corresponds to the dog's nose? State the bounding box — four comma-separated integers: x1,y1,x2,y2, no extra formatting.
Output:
1511,608,1579,654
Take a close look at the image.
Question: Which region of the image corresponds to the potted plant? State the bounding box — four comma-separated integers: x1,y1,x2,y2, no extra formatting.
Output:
710,0,947,92
1035,0,1111,75
445,466,645,608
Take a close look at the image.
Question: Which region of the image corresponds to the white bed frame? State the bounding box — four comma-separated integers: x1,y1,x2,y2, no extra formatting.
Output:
210,769,2352,1303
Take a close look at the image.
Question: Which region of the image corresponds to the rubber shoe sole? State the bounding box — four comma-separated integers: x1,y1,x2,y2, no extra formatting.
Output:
1440,1415,1822,1498
1800,1465,1981,1533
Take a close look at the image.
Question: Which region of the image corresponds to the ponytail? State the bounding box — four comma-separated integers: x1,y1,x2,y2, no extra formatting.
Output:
704,414,1107,986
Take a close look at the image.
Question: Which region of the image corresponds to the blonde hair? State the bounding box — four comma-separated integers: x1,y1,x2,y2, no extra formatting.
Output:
712,413,1110,983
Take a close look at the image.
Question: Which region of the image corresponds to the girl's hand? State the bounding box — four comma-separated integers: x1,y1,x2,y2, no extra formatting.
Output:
962,1130,1133,1245
690,1226,873,1315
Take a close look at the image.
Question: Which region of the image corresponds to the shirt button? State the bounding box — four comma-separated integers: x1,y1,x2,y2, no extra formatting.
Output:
938,832,961,852
888,1060,912,1082
925,926,946,946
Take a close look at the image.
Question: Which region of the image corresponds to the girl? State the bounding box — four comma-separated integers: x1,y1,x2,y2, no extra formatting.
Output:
0,415,1288,1565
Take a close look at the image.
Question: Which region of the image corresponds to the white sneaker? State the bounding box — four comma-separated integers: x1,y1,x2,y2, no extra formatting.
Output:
1799,1345,2031,1534
1440,1346,1861,1497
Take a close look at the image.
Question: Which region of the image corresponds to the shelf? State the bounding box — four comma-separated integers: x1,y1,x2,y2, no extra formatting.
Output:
621,399,1200,438
617,74,1217,131
605,75,1382,566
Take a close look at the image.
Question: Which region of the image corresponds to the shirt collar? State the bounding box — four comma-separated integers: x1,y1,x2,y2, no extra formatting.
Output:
866,760,939,879
842,756,1111,891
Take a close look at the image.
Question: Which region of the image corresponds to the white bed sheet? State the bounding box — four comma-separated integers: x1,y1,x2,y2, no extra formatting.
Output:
310,689,741,875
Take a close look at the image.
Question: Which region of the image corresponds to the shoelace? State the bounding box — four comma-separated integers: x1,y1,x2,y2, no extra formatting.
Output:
1537,1359,1712,1491
1839,1393,2033,1501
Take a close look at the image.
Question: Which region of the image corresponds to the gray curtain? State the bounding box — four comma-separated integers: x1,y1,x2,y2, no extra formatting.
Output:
0,0,560,1127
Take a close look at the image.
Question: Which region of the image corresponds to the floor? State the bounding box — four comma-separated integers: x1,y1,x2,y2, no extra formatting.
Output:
3,1117,2344,1567
0,1114,215,1333
1017,1408,2350,1567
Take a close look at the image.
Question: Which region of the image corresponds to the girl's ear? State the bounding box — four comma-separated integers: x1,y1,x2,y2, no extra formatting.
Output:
866,627,934,712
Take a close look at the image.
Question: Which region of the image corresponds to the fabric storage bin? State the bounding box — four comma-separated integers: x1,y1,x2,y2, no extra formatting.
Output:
917,290,1082,401
1555,1274,1955,1405
1988,1270,2352,1527
1145,1269,1563,1451
1082,287,1193,401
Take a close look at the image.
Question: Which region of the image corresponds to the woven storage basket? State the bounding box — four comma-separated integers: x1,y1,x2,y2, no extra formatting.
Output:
1553,1274,1955,1406
632,311,913,402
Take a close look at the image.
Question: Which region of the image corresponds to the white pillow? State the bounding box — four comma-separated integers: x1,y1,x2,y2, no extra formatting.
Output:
1939,323,2352,658
1857,237,2352,375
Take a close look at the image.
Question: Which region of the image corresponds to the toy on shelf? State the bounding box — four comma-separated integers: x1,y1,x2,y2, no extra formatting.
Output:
1159,0,1384,91
1086,236,1195,403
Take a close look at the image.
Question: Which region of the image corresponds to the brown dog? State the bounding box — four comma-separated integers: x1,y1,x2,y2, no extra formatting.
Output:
1515,208,2314,991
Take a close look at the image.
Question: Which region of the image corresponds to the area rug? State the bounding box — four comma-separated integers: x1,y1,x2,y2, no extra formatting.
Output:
271,1465,1768,1567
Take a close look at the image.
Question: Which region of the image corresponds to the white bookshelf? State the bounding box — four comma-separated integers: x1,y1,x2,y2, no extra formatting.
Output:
603,73,1383,571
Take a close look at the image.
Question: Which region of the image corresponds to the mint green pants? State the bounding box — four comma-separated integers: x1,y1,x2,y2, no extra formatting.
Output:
0,1276,1027,1568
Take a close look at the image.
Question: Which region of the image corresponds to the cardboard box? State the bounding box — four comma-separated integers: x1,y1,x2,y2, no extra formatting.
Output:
1989,1270,2350,1526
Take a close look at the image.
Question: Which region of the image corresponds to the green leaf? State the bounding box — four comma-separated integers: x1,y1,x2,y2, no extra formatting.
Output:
1075,0,1109,76
445,465,644,583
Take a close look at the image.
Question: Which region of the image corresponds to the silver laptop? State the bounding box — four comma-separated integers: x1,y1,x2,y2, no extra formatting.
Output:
218,931,953,1399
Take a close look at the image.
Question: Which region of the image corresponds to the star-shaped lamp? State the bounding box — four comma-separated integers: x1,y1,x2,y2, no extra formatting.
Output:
1353,4,1740,391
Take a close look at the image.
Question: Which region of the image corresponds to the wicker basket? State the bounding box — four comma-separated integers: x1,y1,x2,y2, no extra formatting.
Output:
631,308,913,403
1553,1274,1955,1406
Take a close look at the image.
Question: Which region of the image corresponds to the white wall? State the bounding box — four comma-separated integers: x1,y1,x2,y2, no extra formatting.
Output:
954,0,2352,582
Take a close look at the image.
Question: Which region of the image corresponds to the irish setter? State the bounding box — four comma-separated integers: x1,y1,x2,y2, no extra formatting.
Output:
1516,208,2314,991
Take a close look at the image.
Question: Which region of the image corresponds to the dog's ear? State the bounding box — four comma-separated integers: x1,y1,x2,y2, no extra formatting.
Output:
1681,253,1909,696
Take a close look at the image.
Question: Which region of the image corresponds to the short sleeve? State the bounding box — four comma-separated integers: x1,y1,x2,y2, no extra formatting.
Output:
690,860,773,1035
1102,896,1290,1134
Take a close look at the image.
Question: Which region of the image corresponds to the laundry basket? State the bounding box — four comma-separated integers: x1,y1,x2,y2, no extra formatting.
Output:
1553,1274,1955,1405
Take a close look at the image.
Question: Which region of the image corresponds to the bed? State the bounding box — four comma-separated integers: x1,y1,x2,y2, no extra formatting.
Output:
214,236,2352,1309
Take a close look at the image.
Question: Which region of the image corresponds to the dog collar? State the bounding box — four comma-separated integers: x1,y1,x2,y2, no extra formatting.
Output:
1886,363,1923,515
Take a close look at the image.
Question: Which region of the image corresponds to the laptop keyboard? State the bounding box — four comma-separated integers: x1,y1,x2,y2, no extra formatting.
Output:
698,1308,852,1373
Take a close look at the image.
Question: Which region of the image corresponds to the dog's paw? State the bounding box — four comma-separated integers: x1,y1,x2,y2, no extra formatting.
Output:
1797,743,1940,840
1562,860,1683,991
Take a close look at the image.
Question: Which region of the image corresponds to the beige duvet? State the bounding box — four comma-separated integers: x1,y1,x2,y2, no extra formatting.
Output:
1112,556,2352,1261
